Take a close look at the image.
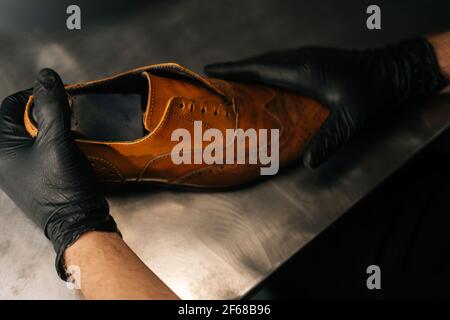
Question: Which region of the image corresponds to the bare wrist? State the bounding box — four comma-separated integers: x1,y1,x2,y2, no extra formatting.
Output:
64,231,121,269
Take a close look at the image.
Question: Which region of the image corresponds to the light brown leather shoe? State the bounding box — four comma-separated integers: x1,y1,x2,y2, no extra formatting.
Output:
24,63,329,188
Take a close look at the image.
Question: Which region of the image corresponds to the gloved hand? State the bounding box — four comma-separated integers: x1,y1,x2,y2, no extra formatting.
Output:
205,38,448,168
0,69,119,280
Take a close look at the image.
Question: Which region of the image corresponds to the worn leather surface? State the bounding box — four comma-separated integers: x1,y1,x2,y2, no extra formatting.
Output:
24,63,329,188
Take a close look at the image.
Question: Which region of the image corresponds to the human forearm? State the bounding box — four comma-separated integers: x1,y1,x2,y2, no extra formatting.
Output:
64,231,179,300
428,31,450,92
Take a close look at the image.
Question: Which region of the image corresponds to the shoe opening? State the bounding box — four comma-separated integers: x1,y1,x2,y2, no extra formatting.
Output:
67,72,149,142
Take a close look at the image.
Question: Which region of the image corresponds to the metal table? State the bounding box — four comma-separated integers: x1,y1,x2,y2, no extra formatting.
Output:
0,0,450,299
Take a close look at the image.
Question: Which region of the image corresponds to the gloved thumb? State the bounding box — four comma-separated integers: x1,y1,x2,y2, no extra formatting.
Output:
32,68,71,141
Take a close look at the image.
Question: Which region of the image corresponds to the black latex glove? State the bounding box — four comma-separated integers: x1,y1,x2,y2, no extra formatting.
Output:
0,69,118,280
205,38,448,168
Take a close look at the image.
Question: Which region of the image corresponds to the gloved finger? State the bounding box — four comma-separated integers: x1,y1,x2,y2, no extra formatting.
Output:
0,89,34,139
0,89,33,126
302,113,354,168
33,68,71,141
205,56,306,93
204,58,265,82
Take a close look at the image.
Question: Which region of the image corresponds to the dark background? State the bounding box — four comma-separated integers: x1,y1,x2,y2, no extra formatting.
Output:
1,0,450,93
1,0,450,299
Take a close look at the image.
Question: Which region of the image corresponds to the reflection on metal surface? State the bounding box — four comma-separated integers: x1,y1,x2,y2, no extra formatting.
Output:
0,0,450,299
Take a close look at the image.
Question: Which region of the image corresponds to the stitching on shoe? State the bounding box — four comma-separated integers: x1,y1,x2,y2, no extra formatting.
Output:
87,156,124,182
137,153,172,182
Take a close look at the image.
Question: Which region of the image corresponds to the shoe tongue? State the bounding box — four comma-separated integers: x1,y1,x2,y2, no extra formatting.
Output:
142,71,229,133
141,71,169,133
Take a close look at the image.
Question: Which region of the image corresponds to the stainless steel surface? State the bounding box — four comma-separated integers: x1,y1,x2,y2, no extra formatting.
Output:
0,0,450,299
